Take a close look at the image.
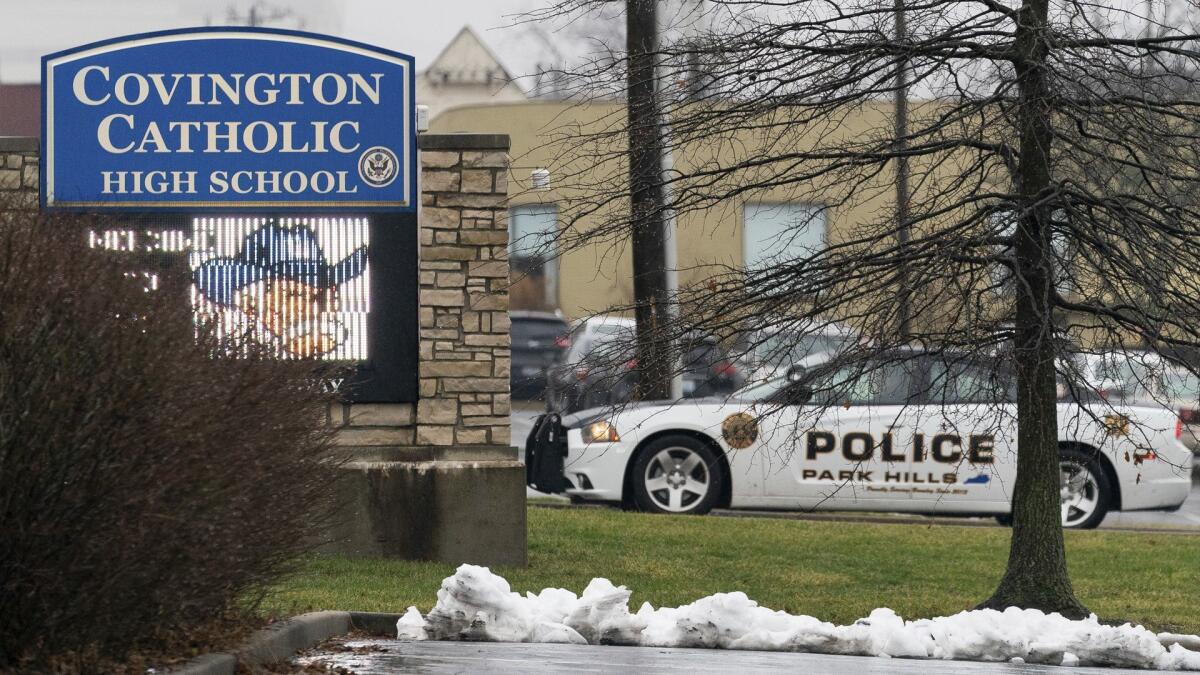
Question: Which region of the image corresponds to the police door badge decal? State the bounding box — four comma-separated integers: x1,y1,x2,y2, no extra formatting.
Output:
359,146,399,188
722,412,759,449
1103,414,1131,437
191,217,370,360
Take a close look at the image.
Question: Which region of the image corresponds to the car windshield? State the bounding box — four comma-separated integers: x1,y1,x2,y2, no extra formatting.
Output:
756,331,853,367
732,361,869,404
581,331,636,367
594,323,633,336
732,374,792,401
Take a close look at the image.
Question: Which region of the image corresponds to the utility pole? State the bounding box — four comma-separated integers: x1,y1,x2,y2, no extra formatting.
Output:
226,2,296,28
894,0,912,341
627,0,673,400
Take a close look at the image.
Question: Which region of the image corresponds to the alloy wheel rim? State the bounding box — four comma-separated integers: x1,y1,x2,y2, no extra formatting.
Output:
644,446,710,512
1059,460,1100,527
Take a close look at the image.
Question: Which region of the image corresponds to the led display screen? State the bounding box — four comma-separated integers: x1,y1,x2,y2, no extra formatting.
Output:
85,211,417,402
189,216,370,360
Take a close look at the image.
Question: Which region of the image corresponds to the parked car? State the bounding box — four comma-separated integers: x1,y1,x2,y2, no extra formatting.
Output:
546,316,638,413
509,311,570,400
527,348,1191,528
1070,351,1200,452
621,332,746,399
546,318,746,413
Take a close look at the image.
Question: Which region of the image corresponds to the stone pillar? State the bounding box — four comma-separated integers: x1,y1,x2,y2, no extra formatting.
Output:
325,134,527,567
416,133,513,446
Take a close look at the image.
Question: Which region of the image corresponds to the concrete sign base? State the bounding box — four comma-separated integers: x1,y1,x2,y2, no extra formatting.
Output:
324,445,527,567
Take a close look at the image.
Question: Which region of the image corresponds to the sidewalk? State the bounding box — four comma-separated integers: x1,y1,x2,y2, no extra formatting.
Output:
303,640,1163,674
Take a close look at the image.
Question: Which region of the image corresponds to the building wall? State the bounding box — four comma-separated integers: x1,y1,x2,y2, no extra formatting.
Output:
0,85,41,137
431,100,900,322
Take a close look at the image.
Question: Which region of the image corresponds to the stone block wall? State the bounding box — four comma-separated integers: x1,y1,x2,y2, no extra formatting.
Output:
327,133,513,450
0,137,39,205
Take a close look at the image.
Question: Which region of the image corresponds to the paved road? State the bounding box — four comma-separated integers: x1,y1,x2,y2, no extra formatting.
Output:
510,406,1200,530
301,640,1162,674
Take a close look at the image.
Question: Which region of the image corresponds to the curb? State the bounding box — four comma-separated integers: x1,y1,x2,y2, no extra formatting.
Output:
166,610,1200,671
350,611,407,636
171,653,236,675
530,502,1200,535
169,611,404,674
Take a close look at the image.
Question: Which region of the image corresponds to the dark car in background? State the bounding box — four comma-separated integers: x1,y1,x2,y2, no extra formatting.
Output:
545,316,637,412
545,317,745,413
510,311,570,400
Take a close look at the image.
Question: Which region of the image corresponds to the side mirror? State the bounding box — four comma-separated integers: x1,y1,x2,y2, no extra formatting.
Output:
776,365,812,406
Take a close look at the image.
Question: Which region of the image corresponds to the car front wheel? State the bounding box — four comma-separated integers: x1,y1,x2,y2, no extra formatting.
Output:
631,435,724,515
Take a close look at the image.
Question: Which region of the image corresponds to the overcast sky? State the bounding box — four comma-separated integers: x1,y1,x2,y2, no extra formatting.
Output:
0,0,559,83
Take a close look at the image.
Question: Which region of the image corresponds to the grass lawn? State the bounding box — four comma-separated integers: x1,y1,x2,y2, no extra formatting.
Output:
265,506,1200,634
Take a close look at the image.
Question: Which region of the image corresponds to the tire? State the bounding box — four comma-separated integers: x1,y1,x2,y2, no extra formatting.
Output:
1059,446,1112,529
994,513,1013,527
631,434,725,515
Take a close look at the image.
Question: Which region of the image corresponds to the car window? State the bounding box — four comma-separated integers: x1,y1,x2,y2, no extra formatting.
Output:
512,319,567,344
925,358,1016,404
1163,368,1200,401
683,342,723,369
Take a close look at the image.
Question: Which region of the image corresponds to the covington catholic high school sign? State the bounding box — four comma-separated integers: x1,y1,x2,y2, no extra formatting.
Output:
40,28,420,403
41,28,416,211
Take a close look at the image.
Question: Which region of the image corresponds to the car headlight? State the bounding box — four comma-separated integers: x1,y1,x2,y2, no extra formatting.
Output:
582,420,621,444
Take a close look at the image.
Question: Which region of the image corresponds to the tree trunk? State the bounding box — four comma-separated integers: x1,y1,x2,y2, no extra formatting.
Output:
978,0,1087,618
626,0,673,401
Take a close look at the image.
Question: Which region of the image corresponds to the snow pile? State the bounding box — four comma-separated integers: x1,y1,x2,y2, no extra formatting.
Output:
397,564,1200,670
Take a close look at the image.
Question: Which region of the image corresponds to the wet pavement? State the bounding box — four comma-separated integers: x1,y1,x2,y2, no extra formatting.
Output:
300,640,1163,674
510,406,1200,531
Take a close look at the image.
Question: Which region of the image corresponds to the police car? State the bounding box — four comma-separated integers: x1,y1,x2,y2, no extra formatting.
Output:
525,349,1192,528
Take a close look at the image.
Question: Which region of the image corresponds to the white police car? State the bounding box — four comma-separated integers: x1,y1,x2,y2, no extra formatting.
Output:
525,350,1192,528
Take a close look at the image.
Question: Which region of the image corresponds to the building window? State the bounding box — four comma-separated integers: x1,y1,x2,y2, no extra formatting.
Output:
743,202,827,270
509,204,559,311
990,209,1074,297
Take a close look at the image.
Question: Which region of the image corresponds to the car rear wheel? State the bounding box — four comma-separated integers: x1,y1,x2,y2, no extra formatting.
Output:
1059,447,1111,529
631,435,724,515
993,448,1112,529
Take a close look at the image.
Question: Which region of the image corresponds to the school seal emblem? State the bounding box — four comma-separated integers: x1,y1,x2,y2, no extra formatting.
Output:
358,146,398,187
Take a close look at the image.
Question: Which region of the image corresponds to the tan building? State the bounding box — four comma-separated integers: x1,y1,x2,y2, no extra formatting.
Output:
416,27,529,120
432,100,899,322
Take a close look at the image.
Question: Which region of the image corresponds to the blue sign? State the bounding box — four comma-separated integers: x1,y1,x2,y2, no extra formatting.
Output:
42,28,415,211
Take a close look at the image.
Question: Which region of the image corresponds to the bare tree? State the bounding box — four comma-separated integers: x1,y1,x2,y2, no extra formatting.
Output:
527,0,1200,616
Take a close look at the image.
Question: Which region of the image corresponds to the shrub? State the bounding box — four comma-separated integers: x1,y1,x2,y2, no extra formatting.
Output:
0,205,341,667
